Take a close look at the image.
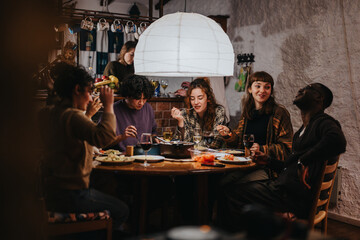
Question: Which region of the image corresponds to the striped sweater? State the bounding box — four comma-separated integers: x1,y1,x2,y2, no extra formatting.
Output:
224,104,293,162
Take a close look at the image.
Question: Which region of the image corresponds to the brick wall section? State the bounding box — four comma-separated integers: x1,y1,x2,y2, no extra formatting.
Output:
148,98,185,136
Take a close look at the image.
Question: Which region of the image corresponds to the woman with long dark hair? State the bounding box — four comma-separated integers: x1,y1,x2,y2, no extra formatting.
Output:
171,77,228,142
217,71,293,182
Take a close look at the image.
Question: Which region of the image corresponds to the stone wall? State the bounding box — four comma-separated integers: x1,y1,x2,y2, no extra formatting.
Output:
70,0,360,224
162,0,360,224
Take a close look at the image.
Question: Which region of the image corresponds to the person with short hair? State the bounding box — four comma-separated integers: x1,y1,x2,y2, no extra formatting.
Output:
111,74,157,151
216,83,346,232
38,62,129,230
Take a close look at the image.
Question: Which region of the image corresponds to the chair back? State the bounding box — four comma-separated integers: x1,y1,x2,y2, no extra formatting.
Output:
307,155,340,234
36,157,113,240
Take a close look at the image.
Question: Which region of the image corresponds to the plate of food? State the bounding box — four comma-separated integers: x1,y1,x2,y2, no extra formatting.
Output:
99,149,122,156
95,154,134,165
217,154,251,164
218,149,244,156
131,155,165,163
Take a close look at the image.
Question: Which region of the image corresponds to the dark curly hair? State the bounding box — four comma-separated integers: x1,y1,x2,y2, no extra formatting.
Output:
50,62,93,100
120,74,154,99
241,71,275,120
185,77,221,131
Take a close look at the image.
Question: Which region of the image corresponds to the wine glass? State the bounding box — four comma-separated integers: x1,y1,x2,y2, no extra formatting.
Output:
203,130,215,148
243,134,255,157
193,128,202,149
140,133,152,167
163,127,173,142
161,79,169,97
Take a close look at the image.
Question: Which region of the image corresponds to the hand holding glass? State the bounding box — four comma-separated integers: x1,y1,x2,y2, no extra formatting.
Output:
140,133,152,167
163,127,173,142
243,134,255,157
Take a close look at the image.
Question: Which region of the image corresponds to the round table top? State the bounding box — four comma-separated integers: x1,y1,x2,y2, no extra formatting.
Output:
94,159,256,176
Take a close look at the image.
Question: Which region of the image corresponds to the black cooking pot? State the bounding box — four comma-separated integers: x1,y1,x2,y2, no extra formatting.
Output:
159,141,194,159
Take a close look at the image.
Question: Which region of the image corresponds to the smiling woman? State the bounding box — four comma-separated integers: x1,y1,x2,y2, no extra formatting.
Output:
171,77,228,143
217,71,293,185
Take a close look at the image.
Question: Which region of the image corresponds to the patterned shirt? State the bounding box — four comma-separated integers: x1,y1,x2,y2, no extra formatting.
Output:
174,105,227,143
222,104,293,162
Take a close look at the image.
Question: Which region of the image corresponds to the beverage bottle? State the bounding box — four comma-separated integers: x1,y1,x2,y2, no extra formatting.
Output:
155,81,160,97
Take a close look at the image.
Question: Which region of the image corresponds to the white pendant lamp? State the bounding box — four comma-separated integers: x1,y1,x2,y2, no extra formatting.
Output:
134,12,234,77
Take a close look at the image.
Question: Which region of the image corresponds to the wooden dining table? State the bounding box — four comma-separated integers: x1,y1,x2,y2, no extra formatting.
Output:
94,158,256,234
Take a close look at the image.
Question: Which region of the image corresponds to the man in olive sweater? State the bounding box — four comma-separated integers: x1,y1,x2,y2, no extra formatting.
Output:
217,83,346,232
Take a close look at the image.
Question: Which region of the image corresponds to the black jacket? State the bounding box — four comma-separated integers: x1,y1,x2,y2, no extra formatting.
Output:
270,112,346,200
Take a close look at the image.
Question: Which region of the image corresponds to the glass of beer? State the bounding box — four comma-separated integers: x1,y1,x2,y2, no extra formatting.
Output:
163,127,173,142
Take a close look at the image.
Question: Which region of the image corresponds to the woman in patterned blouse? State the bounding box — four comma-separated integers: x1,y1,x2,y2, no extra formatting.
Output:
171,77,228,143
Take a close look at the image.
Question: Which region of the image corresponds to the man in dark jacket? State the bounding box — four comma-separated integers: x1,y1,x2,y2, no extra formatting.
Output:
217,83,346,232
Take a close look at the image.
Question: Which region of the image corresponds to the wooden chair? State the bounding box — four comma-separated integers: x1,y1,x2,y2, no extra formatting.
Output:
37,161,113,240
307,156,340,235
46,216,112,240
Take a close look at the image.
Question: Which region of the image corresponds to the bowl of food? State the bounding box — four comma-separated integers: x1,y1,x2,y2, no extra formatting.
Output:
188,148,216,164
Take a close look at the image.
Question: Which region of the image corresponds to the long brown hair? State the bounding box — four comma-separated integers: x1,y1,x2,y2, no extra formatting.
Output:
185,77,219,131
241,71,275,120
118,41,137,65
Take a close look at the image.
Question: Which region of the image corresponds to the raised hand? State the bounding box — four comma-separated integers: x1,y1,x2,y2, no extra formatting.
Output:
171,107,185,127
86,96,102,118
216,125,230,137
100,86,114,113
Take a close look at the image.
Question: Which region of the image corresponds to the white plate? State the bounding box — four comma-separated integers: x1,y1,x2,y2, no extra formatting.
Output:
217,156,251,164
131,155,165,162
218,149,244,155
165,158,194,162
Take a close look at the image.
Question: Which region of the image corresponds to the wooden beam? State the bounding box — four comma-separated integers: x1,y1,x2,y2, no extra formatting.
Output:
155,0,171,10
149,0,153,21
159,0,163,17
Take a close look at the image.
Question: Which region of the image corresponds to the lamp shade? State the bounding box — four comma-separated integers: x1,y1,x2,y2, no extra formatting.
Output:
134,12,234,77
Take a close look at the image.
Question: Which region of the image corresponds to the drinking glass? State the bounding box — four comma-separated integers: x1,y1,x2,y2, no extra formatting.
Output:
193,128,202,149
163,127,173,142
243,134,255,157
140,133,152,167
150,79,160,97
161,79,169,97
203,130,215,147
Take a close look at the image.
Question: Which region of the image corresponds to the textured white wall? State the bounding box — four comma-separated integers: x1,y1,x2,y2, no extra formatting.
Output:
162,0,360,223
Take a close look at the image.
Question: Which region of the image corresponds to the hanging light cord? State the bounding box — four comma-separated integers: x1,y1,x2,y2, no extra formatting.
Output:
184,0,187,12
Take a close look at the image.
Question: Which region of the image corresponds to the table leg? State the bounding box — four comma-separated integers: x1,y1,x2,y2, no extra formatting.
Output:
139,176,148,234
196,174,209,224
